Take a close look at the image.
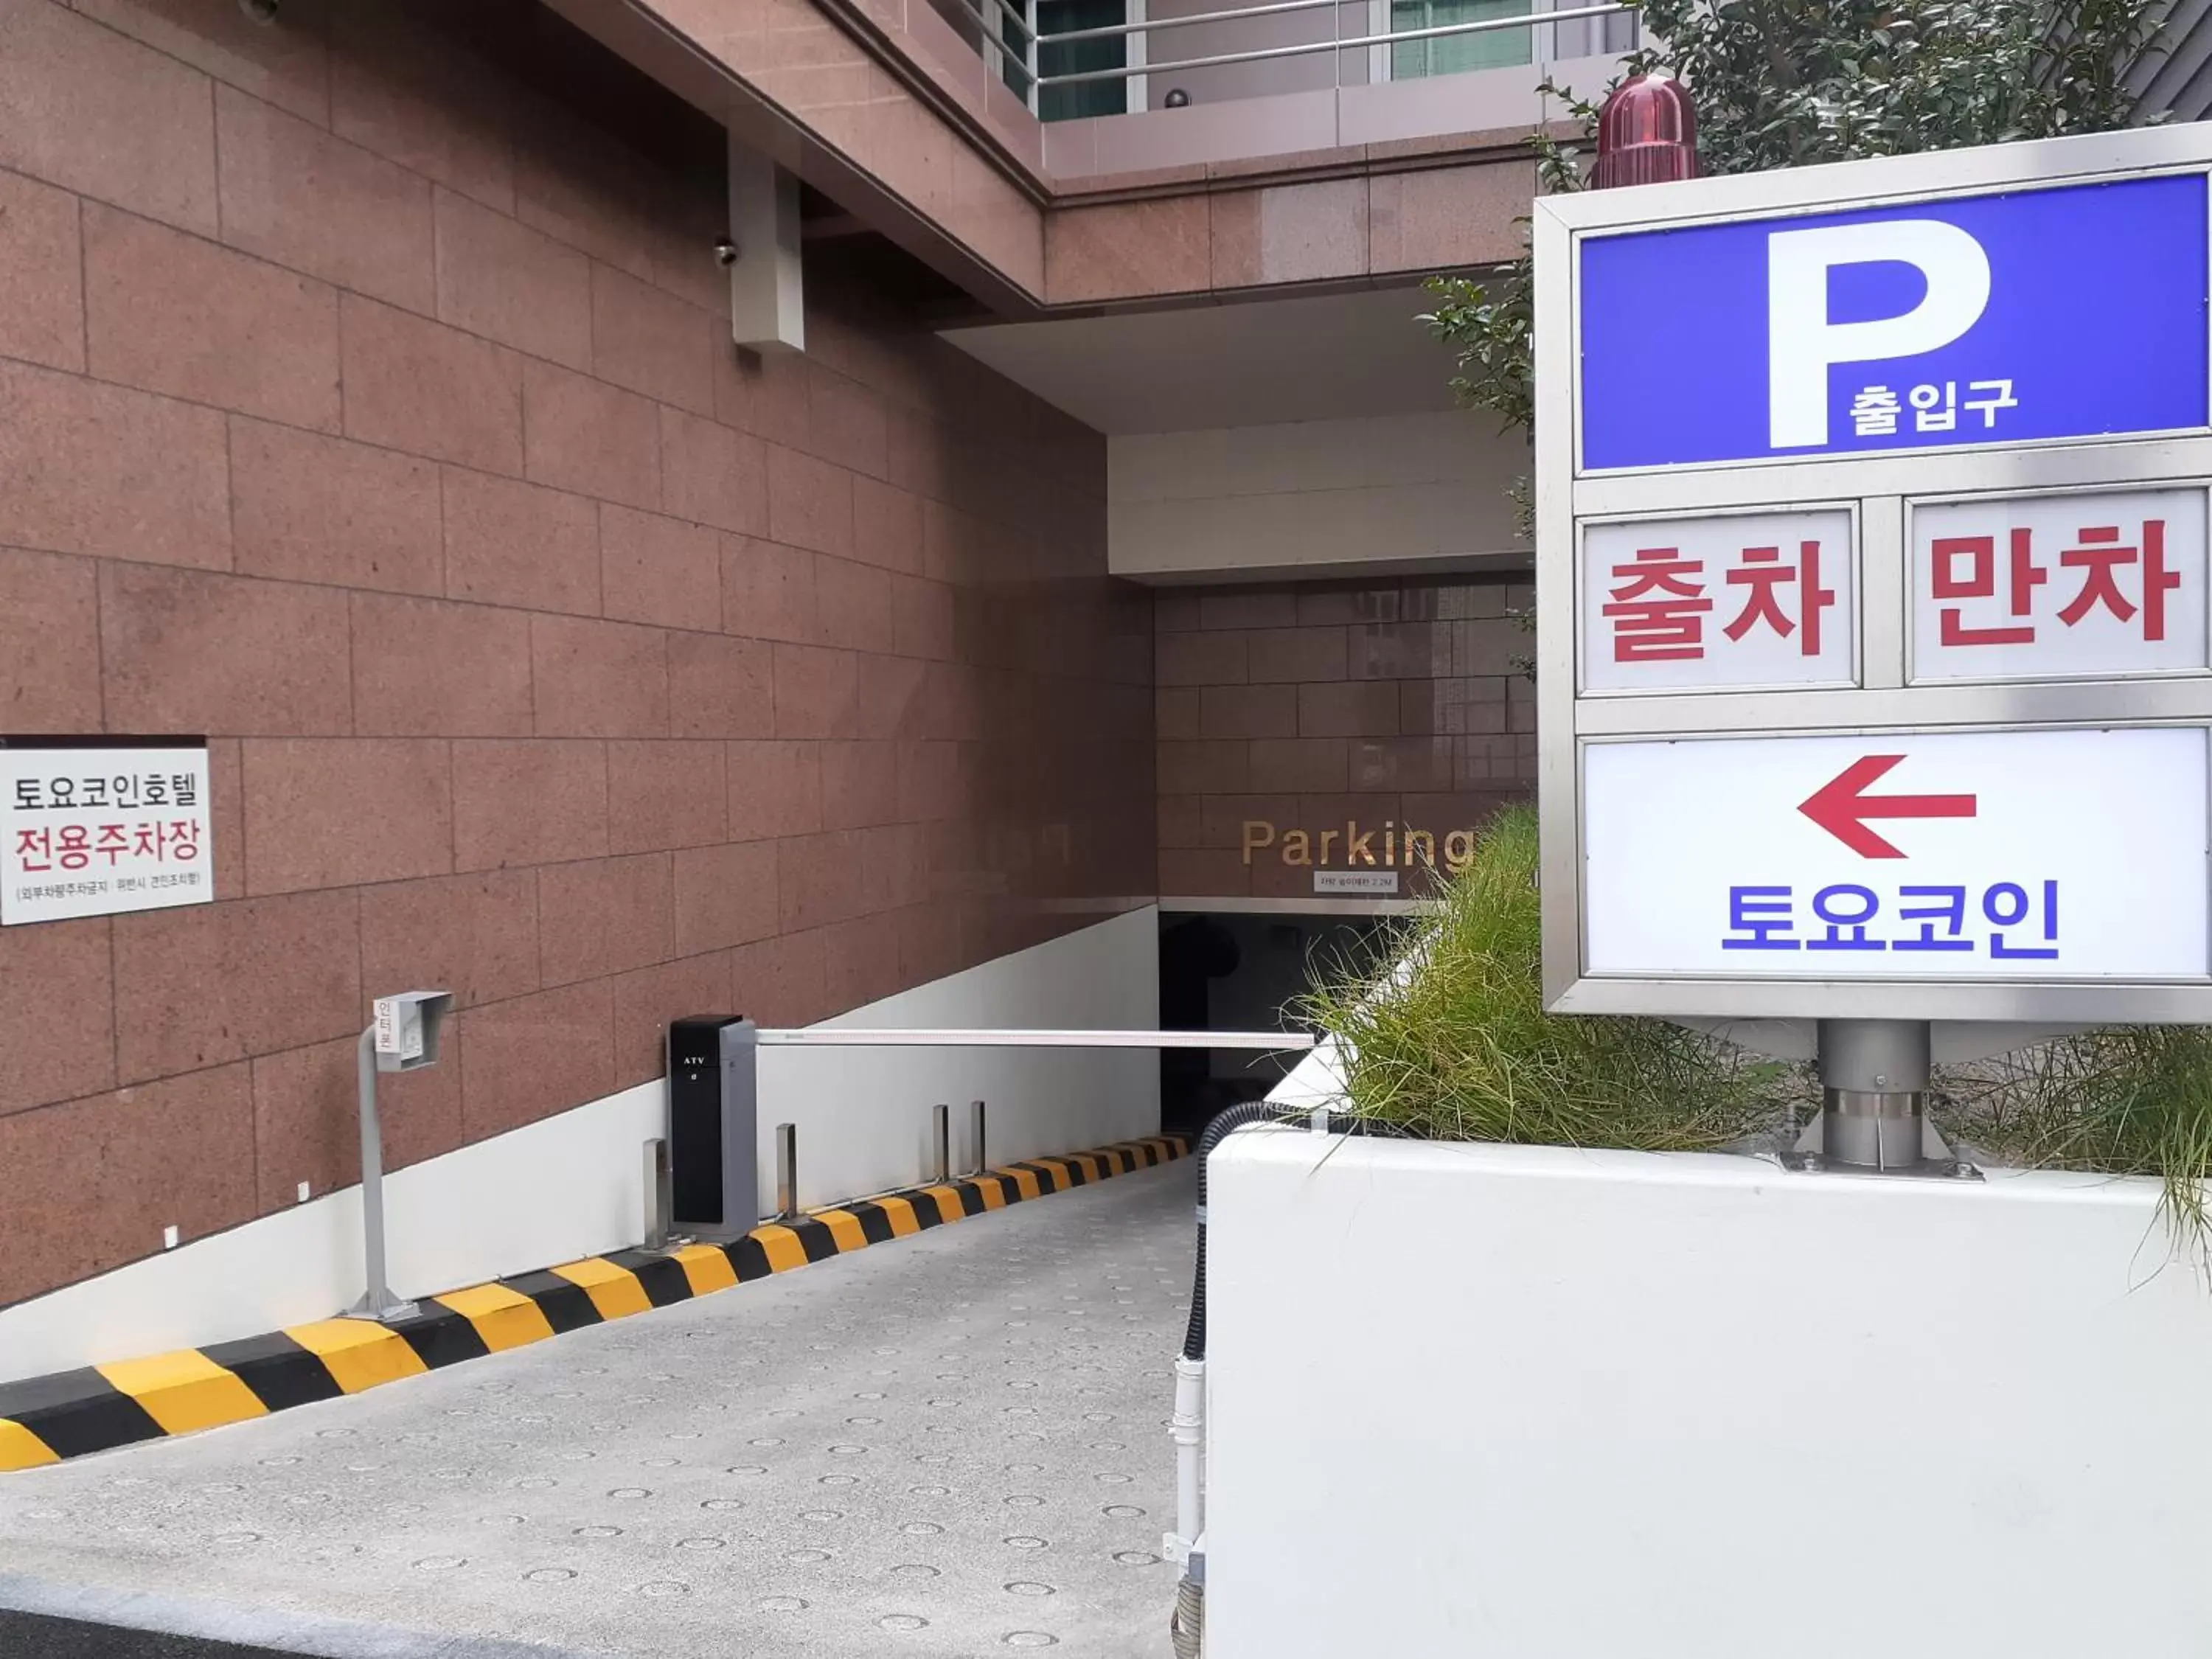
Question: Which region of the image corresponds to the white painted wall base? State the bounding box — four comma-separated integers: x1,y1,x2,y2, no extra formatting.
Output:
0,909,1161,1385
0,1081,664,1389
1207,1127,2212,1658
766,905,1160,1216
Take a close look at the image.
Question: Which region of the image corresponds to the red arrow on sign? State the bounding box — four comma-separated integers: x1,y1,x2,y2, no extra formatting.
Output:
1798,754,1978,858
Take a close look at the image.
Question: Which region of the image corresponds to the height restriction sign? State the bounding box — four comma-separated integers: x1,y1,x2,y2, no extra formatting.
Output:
1534,125,2212,1025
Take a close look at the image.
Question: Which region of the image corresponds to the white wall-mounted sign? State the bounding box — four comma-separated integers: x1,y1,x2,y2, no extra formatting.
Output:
1909,487,2210,684
1,741,214,925
1582,726,2209,981
1315,869,1400,896
374,995,427,1062
1580,508,1857,692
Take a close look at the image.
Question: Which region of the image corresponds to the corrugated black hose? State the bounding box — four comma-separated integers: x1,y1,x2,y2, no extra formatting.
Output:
1180,1102,1295,1363
1172,1102,1403,1658
1180,1105,1403,1363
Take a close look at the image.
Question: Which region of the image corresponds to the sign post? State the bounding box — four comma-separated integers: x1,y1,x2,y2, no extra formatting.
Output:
349,990,453,1322
1534,125,2212,1171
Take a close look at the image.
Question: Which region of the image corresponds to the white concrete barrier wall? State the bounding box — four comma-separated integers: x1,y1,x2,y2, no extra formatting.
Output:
764,905,1160,1214
0,908,1161,1384
1206,1126,2212,1659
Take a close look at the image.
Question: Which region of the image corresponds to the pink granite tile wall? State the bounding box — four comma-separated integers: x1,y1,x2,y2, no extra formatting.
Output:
1041,160,1536,305
1155,575,1534,899
0,0,1150,1307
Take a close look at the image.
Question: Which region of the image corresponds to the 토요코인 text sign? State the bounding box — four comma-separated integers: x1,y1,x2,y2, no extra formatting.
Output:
1581,727,2211,981
1535,125,2212,1024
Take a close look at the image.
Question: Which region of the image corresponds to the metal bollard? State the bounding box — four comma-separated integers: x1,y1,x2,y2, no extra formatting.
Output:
346,1027,418,1323
969,1099,987,1177
774,1121,799,1221
641,1138,671,1251
933,1102,950,1184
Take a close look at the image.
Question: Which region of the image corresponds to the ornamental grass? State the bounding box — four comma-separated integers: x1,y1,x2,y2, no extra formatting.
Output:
1304,799,2212,1256
1300,801,1781,1153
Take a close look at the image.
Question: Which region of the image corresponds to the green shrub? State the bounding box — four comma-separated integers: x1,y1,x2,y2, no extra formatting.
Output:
1942,1029,2212,1256
1306,800,2212,1256
1302,801,1778,1152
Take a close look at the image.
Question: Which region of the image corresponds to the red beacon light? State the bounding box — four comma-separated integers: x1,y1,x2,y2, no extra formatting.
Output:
1590,70,1700,190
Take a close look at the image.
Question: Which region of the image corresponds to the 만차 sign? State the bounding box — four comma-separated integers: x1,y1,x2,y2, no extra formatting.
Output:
1908,487,2210,683
1534,125,2212,1024
1,739,214,925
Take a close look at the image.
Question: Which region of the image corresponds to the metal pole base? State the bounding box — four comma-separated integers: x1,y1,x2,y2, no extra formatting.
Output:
675,1223,751,1246
343,1293,420,1323
1780,1137,1981,1182
1782,1018,1982,1181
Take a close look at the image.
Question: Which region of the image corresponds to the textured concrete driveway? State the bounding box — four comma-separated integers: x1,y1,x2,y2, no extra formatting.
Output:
0,1161,1197,1659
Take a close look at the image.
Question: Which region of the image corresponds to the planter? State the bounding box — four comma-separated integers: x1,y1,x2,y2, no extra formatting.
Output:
1205,1124,2212,1658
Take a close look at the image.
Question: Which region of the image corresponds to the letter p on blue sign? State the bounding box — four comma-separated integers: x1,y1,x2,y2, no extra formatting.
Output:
1765,219,1990,449
1576,173,2210,470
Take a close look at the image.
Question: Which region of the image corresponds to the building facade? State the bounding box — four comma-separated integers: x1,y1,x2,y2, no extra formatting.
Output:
0,0,1562,1340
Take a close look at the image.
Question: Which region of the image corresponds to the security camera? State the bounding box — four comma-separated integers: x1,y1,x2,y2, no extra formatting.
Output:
714,236,740,268
238,0,279,21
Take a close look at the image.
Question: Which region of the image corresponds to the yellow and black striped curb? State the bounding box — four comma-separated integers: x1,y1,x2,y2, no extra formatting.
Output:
0,1134,1189,1472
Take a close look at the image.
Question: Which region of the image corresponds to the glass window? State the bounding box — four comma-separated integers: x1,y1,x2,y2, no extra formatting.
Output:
1010,0,1130,120
1389,0,1531,78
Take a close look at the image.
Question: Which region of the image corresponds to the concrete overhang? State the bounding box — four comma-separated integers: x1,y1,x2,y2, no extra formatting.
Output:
938,281,1455,433
934,282,1529,584
540,0,1558,318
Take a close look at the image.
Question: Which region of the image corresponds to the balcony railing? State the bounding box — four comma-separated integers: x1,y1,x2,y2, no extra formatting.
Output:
933,0,1638,123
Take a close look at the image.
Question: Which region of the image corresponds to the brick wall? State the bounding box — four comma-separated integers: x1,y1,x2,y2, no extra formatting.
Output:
1155,576,1534,899
0,0,1152,1307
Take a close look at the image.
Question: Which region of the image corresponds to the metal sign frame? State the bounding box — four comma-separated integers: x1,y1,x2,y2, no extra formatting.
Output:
1534,123,2212,1024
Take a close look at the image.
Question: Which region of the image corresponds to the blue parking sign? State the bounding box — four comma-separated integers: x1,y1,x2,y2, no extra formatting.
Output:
1577,173,2211,471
